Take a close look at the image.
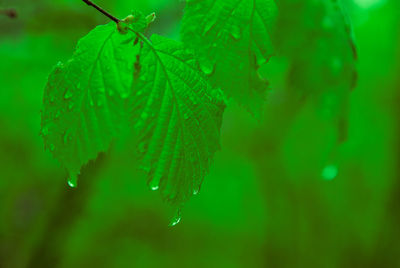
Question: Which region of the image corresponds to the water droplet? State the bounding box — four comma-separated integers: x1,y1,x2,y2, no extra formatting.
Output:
141,112,148,120
256,56,268,67
67,175,78,188
199,60,215,75
89,97,95,107
331,58,342,74
193,188,199,195
322,16,334,30
63,89,73,100
151,185,159,191
230,25,242,40
149,175,161,191
121,92,130,99
169,209,181,227
41,126,49,136
321,164,338,181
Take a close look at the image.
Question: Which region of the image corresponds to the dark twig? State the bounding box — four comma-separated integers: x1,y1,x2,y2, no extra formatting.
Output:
0,8,17,19
81,0,120,23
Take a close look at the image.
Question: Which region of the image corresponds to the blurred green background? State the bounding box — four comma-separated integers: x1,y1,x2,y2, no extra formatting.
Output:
0,0,399,267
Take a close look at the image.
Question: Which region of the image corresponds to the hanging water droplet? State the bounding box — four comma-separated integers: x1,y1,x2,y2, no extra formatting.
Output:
193,188,199,195
67,175,78,188
63,89,73,100
149,176,160,191
321,164,338,181
151,185,159,191
199,60,215,75
169,209,181,227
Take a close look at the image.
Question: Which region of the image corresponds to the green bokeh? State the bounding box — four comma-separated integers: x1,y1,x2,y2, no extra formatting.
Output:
0,0,399,267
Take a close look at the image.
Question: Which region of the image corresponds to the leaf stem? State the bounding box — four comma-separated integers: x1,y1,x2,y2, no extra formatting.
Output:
81,0,120,23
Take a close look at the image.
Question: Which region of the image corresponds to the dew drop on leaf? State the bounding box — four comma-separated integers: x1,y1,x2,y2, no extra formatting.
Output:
41,126,49,136
63,89,73,100
121,92,130,99
141,112,148,120
199,60,215,75
67,175,78,188
230,25,242,40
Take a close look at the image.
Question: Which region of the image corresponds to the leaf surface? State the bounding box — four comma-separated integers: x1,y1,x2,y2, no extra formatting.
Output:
131,34,225,205
41,23,137,186
181,0,277,117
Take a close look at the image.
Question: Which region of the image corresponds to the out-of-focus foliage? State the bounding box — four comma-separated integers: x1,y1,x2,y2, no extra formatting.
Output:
1,0,400,267
181,0,277,117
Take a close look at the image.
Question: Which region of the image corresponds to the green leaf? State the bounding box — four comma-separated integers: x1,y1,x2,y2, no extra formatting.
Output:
41,23,137,186
274,0,357,142
41,22,225,206
130,34,225,205
181,0,277,118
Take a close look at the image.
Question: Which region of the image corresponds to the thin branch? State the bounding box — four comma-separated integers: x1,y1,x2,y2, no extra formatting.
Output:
81,0,120,23
0,8,17,19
